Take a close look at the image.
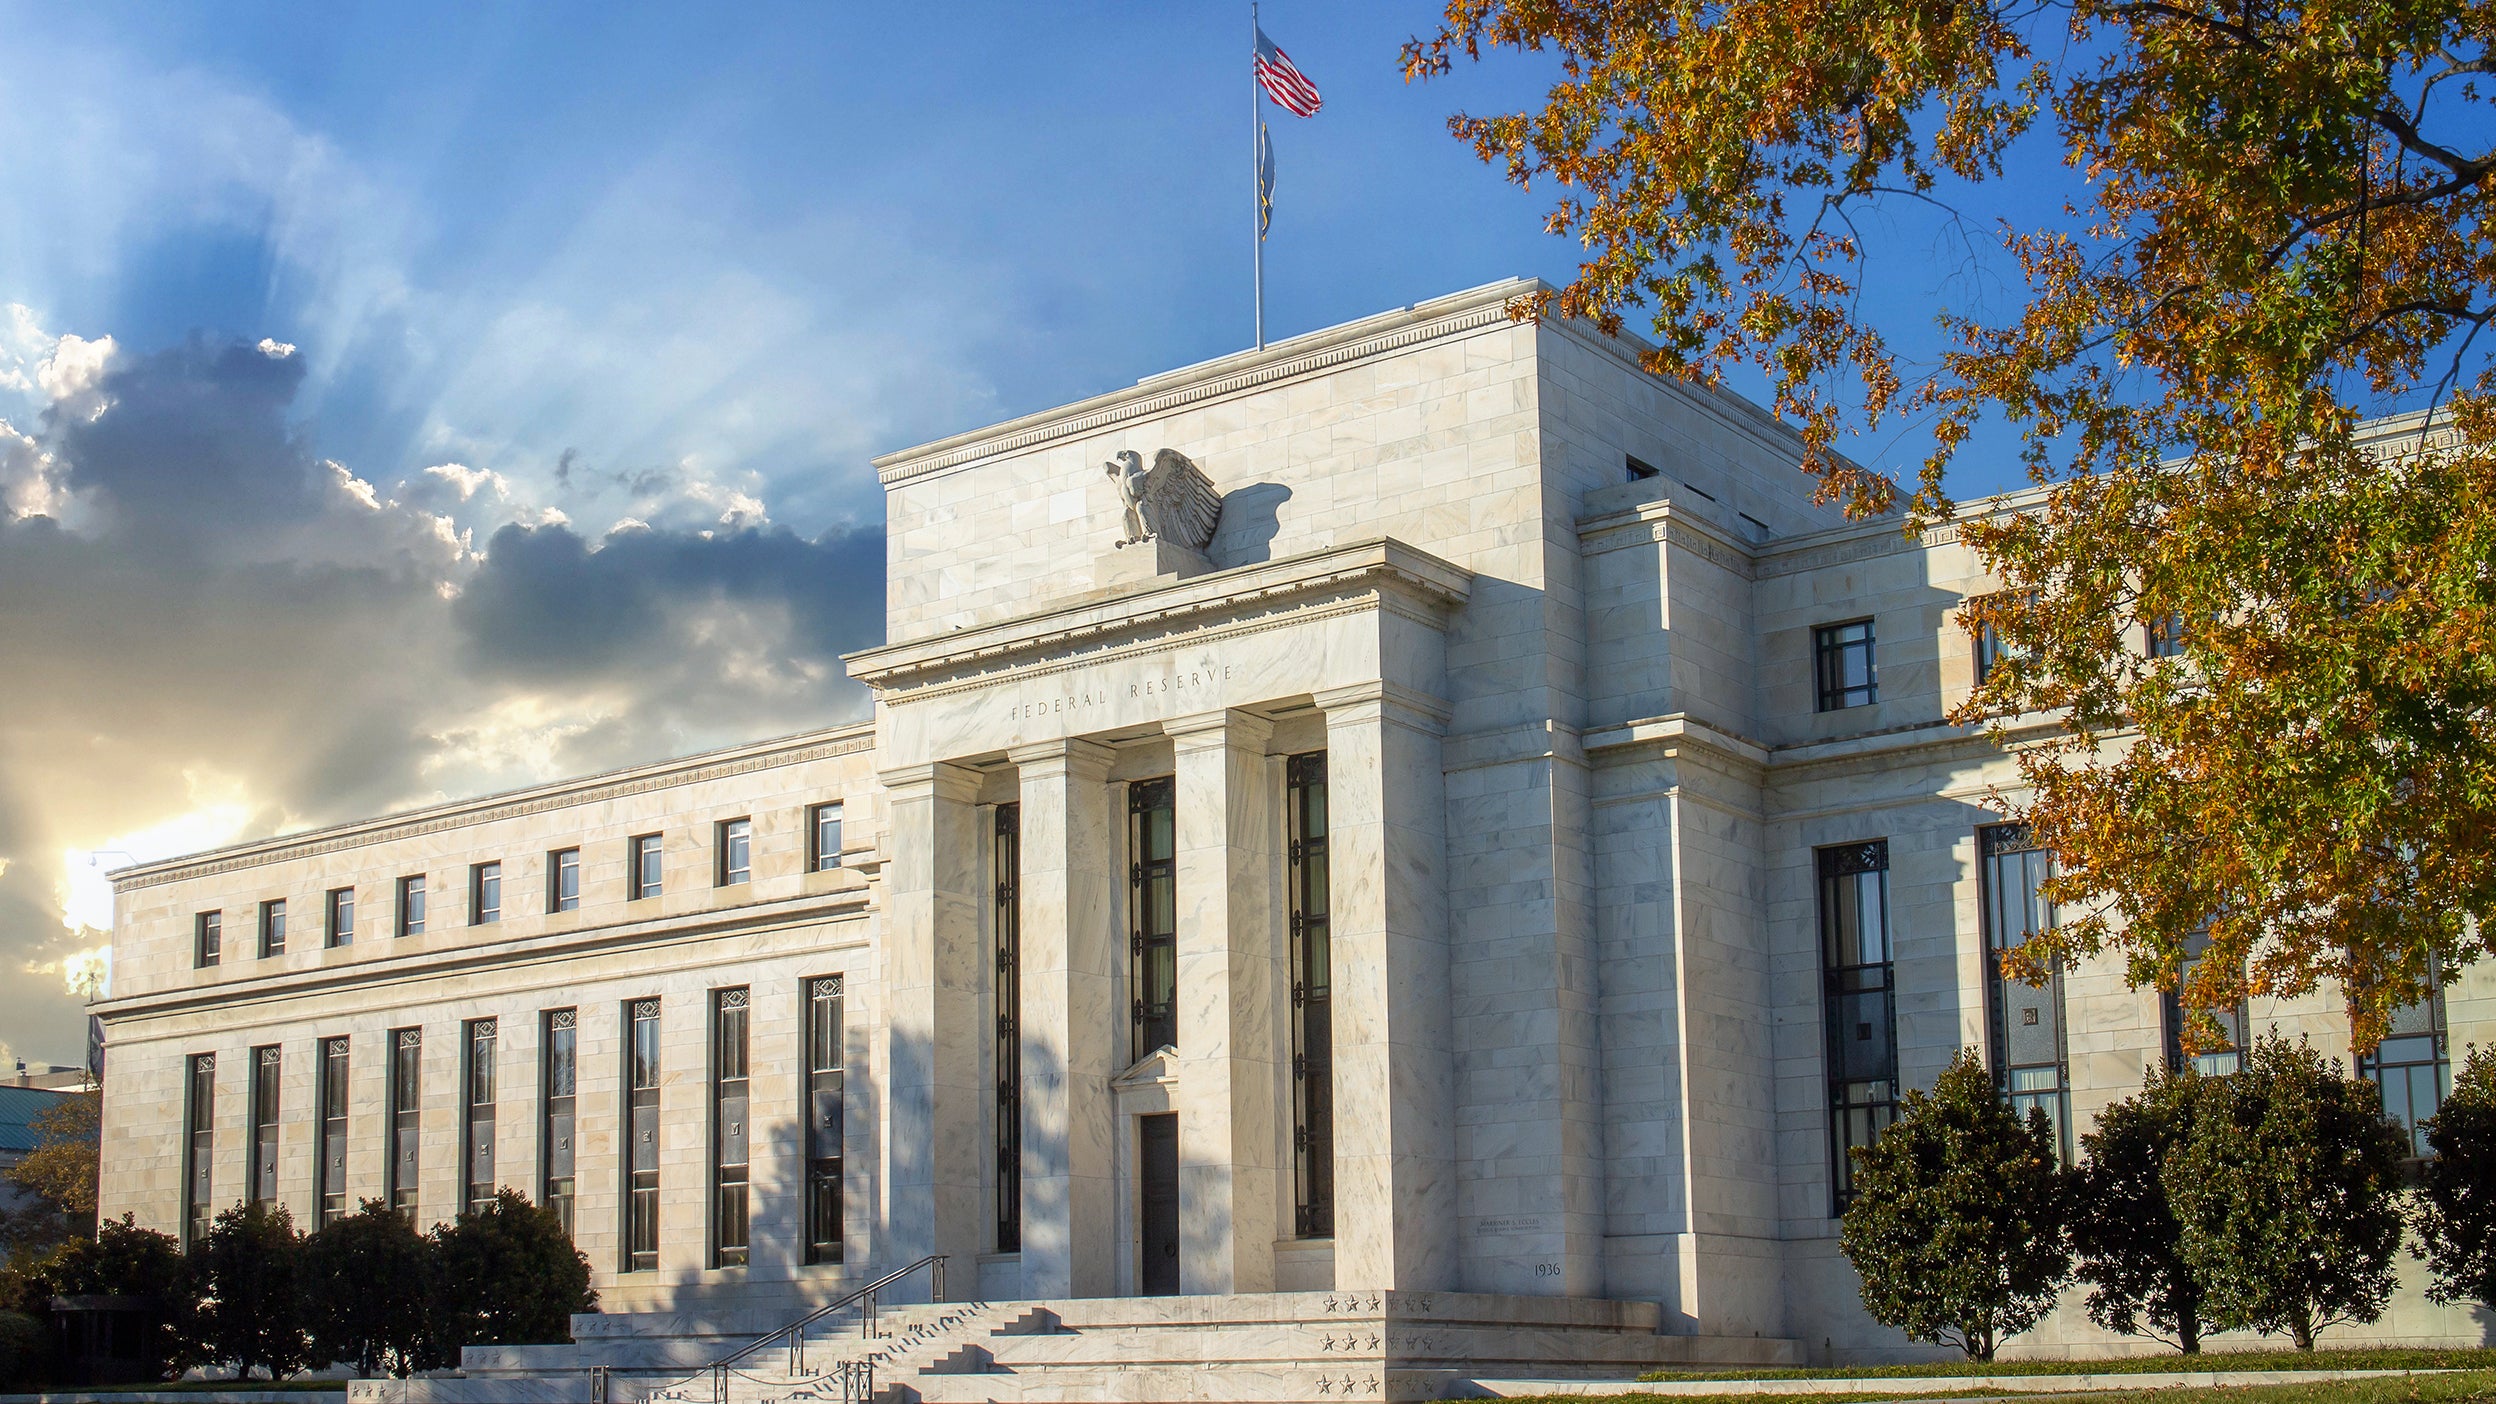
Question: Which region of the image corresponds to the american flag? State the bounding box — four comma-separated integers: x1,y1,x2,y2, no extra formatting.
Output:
1254,27,1322,117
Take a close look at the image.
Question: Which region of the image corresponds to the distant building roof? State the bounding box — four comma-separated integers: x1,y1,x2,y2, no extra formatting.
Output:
0,1085,86,1157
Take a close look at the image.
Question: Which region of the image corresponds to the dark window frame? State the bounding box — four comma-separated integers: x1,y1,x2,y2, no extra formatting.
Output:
993,805,1021,1254
248,1045,281,1210
463,1017,498,1216
629,835,663,902
1818,839,1898,1214
258,899,286,959
1814,618,1879,711
716,818,752,888
2359,960,2452,1159
387,1027,421,1214
2160,928,2248,1077
1128,777,1178,1062
397,875,427,937
1980,823,2072,1158
325,888,354,949
471,862,502,926
624,998,661,1272
195,912,222,969
1288,752,1334,1239
2146,611,2187,658
541,1008,578,1237
809,802,845,872
317,1036,349,1227
548,847,581,914
804,976,845,1265
711,987,751,1267
183,1053,215,1248
1625,453,1661,483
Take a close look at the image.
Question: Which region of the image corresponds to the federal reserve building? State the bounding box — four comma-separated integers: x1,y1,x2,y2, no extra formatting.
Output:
90,281,2493,1400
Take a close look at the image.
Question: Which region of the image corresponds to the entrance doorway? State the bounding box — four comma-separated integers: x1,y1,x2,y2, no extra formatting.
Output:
1139,1113,1179,1295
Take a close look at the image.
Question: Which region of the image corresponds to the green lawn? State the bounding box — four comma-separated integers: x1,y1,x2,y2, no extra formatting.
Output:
1640,1347,2496,1382
1555,1367,2496,1404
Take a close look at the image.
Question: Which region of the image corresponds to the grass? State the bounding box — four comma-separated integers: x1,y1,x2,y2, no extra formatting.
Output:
1536,1367,2496,1404
1640,1348,2496,1382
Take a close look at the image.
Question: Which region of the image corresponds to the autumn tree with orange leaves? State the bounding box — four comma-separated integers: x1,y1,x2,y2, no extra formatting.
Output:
1406,0,2496,1048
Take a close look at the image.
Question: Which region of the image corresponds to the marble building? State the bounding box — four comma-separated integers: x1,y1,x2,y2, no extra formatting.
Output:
95,280,2490,1377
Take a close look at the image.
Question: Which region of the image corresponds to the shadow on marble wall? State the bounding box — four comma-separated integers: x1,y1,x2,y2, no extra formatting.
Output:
1213,482,1292,567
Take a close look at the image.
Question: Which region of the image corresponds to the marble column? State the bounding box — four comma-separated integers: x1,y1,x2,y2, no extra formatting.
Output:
1010,739,1120,1298
879,762,985,1297
1320,684,1457,1290
1168,709,1281,1295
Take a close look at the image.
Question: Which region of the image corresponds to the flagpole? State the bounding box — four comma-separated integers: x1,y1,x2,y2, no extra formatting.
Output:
1252,1,1265,351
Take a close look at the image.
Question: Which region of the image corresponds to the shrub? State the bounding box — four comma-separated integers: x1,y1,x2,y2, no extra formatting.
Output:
20,1215,202,1379
303,1202,431,1377
0,1309,54,1387
2073,1064,2211,1352
2168,1034,2408,1349
1839,1049,2072,1360
427,1190,595,1363
2416,1045,2496,1310
191,1201,308,1380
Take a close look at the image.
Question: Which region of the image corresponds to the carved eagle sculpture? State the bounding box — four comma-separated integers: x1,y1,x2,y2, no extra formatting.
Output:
1105,448,1222,552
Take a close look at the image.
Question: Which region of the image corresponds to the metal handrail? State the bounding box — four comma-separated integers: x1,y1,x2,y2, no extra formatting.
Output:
713,1252,948,1377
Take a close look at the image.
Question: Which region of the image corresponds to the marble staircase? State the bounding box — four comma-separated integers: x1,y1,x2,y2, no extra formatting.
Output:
350,1291,1802,1404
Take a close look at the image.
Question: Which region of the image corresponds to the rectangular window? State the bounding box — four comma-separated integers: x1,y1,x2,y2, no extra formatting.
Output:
195,912,221,968
2161,928,2247,1077
317,1036,349,1227
387,1028,421,1214
258,899,286,959
2146,612,2186,658
464,1018,497,1215
1981,824,2071,1157
993,806,1022,1253
630,835,663,901
1288,752,1334,1238
625,998,661,1271
1625,453,1661,483
184,1053,215,1247
809,802,844,872
712,988,750,1267
1129,776,1177,1062
548,848,580,913
398,875,427,937
249,1045,281,1210
541,1009,578,1237
325,888,355,948
1819,840,1899,1212
2360,963,2451,1158
471,863,502,926
1814,619,1878,711
805,976,845,1265
717,819,751,887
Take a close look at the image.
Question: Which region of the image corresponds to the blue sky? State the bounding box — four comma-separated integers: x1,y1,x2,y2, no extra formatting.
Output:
0,2,2051,1064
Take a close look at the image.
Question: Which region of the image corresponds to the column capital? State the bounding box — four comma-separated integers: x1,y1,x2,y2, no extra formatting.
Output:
1164,707,1275,753
1315,682,1452,733
1007,736,1116,783
877,760,983,803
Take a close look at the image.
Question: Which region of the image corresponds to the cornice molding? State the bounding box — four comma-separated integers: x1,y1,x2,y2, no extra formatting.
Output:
871,281,1538,487
114,727,876,892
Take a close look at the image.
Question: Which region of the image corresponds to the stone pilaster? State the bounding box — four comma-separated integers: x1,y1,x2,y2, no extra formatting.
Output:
1320,683,1456,1291
1167,708,1280,1295
1010,739,1120,1298
879,761,985,1297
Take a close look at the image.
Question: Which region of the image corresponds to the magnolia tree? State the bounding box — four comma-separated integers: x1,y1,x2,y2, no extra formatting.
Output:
2416,1046,2496,1311
2168,1036,2407,1349
1839,1051,2071,1360
2072,1066,2211,1353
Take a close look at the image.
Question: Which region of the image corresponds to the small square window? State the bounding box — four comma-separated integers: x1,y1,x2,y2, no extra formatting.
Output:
1814,619,1878,712
809,803,844,873
630,835,664,901
325,888,355,948
718,818,752,887
194,912,222,968
258,899,286,959
549,848,581,913
472,862,502,925
398,875,427,937
2146,612,2186,658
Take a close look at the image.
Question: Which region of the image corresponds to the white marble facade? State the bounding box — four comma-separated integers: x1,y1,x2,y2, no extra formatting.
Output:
95,282,2496,1359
